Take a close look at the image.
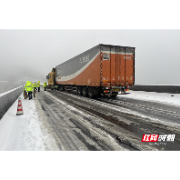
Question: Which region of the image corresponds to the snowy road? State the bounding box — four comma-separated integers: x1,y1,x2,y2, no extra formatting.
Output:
36,91,127,150
101,91,180,127
1,89,180,151
37,90,180,150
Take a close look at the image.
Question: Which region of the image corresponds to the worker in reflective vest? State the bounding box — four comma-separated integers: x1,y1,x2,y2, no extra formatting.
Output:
25,81,33,100
37,81,40,92
43,82,47,91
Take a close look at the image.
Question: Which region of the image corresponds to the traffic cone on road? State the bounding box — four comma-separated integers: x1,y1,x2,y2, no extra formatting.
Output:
16,97,23,115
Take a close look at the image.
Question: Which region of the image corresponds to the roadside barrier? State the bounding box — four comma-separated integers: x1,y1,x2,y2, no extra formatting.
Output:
0,86,23,120
130,85,180,93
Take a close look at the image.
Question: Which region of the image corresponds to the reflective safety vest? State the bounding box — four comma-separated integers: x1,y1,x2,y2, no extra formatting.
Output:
32,83,37,90
37,81,40,87
24,82,28,91
43,82,47,87
25,82,33,92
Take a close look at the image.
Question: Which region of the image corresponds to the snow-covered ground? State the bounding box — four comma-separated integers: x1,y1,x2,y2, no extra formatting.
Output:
119,90,180,106
0,93,58,151
1,89,180,151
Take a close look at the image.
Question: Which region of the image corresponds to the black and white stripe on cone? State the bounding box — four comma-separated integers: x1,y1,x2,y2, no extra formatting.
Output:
16,97,23,115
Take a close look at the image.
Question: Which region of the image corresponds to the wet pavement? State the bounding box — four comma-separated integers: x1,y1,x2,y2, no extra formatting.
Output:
35,90,180,151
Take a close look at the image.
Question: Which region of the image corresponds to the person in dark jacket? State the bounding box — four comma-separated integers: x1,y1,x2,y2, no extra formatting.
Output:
37,81,40,92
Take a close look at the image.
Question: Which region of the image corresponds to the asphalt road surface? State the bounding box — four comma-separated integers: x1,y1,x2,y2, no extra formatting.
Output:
35,90,180,151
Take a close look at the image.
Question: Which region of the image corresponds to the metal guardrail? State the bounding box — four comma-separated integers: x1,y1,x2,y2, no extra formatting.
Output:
0,82,24,94
0,86,23,120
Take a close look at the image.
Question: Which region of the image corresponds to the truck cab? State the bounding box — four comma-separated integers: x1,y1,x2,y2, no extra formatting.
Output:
46,68,55,89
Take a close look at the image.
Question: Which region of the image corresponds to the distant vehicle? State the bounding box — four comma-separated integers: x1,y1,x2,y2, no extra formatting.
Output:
46,44,135,98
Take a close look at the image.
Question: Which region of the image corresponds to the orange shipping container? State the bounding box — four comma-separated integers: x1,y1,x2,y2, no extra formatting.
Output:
48,44,135,98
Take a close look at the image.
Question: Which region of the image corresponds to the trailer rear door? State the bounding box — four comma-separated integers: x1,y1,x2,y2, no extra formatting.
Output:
101,45,135,87
110,46,134,87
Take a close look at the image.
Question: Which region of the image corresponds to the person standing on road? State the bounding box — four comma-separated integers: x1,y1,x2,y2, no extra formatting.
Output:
43,82,47,91
37,81,40,92
23,83,28,99
25,81,33,100
32,81,37,98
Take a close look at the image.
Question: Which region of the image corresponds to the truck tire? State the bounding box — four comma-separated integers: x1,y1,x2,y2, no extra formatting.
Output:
111,92,118,98
50,85,53,90
96,92,101,98
60,85,64,91
121,88,126,94
82,87,88,97
88,87,94,98
77,87,83,95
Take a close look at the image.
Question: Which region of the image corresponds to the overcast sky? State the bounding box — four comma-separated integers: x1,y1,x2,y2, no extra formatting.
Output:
0,29,180,85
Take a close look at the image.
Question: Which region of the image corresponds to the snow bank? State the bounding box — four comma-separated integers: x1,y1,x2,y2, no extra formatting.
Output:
119,90,180,106
0,93,57,151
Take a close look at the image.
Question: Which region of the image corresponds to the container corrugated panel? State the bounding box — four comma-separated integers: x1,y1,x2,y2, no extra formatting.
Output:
55,44,135,87
100,45,135,87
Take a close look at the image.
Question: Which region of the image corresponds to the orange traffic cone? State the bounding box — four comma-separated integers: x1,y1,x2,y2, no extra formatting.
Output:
16,97,23,115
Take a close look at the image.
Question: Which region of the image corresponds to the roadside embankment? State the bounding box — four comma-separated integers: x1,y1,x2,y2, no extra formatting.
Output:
130,85,180,93
0,86,23,120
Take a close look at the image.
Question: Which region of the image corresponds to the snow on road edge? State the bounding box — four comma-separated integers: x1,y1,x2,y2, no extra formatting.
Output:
0,92,58,151
118,90,180,106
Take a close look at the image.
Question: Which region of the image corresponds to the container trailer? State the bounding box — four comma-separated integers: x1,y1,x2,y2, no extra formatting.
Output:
46,44,135,98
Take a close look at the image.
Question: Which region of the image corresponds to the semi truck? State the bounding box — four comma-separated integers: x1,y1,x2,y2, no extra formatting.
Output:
46,44,135,98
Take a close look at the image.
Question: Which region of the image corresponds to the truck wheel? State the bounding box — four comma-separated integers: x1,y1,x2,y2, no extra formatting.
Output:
50,85,53,90
88,88,94,98
96,94,101,98
96,90,101,98
82,87,88,97
121,88,126,94
60,86,64,91
111,92,118,98
77,87,83,95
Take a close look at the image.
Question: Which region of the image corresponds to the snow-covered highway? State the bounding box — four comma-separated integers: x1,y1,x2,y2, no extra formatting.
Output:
0,89,180,151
